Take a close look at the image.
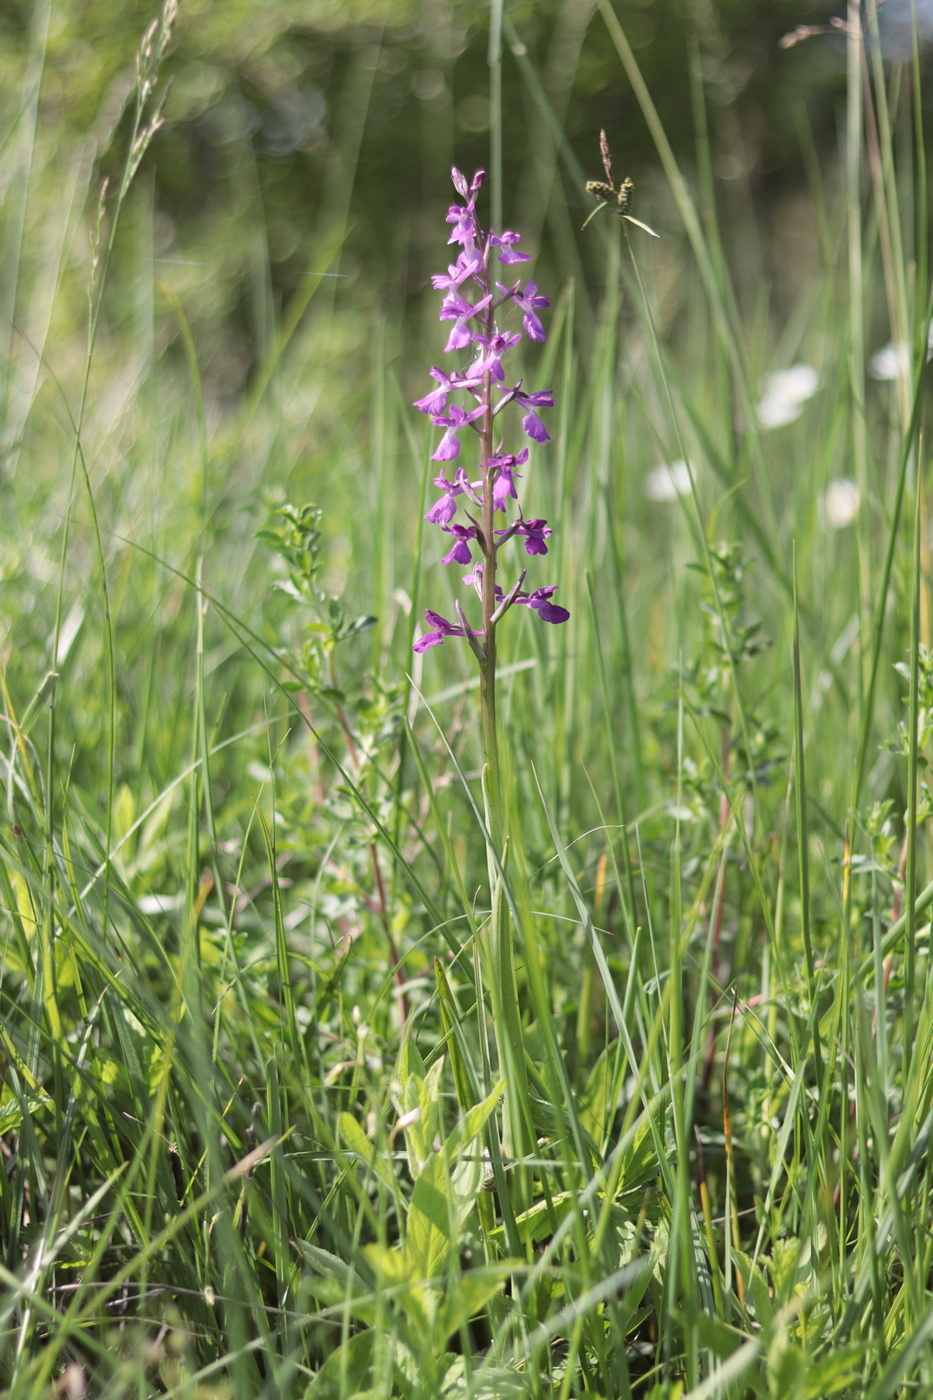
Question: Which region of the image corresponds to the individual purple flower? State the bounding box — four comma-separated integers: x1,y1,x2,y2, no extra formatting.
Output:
431,403,485,461
413,608,483,653
497,518,552,555
414,366,481,417
440,290,491,352
440,523,479,564
425,465,474,523
489,230,531,265
462,562,504,605
516,586,569,624
489,448,528,510
514,388,554,443
432,251,483,294
451,166,486,200
470,329,523,382
497,279,550,342
446,174,484,259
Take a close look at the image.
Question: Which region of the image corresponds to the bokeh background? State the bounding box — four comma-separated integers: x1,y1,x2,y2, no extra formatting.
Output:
4,0,860,406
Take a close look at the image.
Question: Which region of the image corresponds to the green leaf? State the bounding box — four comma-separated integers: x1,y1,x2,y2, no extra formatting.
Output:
406,1078,503,1280
435,1265,510,1340
0,1088,54,1134
733,1248,773,1327
801,1344,867,1399
338,1112,397,1193
306,1329,375,1399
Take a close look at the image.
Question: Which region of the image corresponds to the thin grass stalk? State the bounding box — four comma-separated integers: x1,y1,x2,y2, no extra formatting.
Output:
792,549,822,1088
904,462,923,1067
852,322,929,808
487,0,503,233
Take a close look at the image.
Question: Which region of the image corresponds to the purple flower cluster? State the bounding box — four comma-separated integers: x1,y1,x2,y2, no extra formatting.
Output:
413,167,568,655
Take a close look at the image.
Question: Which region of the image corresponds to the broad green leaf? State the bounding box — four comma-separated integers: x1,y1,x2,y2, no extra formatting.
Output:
406,1147,459,1282
801,1343,866,1399
733,1248,773,1327
306,1329,375,1400
436,1265,510,1339
338,1112,397,1193
0,1088,54,1134
406,1079,503,1280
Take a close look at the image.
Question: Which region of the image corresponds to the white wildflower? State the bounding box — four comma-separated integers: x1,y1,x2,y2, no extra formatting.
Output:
869,325,933,381
756,364,820,429
819,477,860,529
644,459,692,501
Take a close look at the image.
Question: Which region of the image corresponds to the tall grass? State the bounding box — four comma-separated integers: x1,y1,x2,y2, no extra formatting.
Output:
2,2,933,1397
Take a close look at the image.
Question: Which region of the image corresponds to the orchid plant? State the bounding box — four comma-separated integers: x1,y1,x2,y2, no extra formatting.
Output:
414,167,567,799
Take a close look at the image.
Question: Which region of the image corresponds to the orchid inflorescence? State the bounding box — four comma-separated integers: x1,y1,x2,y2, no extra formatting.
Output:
413,167,568,656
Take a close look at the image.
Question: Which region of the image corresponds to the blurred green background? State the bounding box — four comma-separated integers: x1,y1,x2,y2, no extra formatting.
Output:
3,0,850,400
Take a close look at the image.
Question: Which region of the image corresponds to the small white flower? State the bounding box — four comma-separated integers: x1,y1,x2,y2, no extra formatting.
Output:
644,459,692,501
819,477,860,529
756,364,820,429
869,342,910,381
869,326,933,381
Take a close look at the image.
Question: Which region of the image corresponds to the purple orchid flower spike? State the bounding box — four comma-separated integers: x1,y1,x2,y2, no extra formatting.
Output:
413,166,567,668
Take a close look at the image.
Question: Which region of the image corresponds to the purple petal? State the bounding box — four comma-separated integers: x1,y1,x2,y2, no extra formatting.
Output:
521,409,550,443
523,311,546,342
441,537,474,565
425,494,458,524
414,386,449,415
413,630,445,652
532,600,570,624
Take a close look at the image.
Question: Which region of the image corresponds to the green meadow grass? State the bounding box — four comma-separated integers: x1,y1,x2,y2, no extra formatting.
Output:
3,2,933,1396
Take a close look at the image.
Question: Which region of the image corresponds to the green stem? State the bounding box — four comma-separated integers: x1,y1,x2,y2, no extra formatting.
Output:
479,321,501,831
